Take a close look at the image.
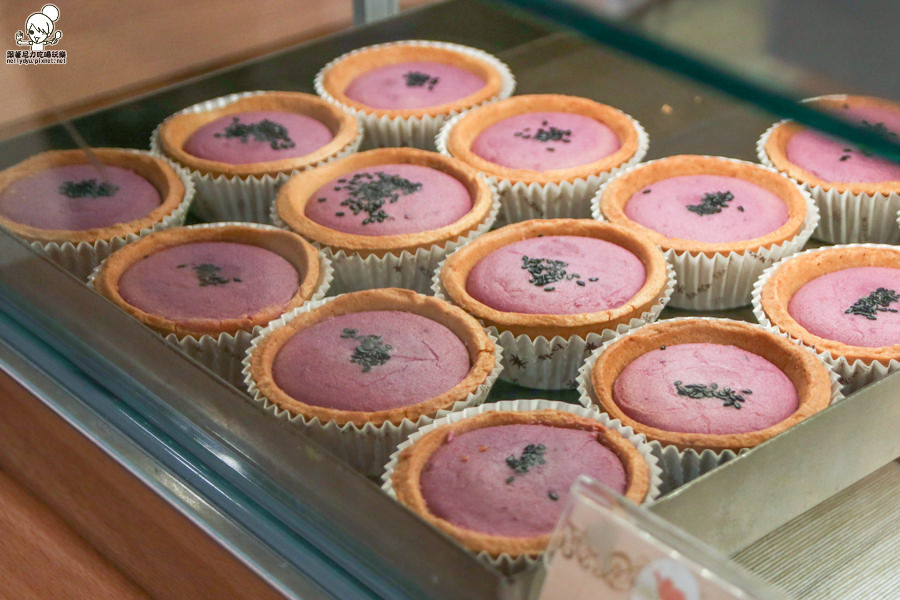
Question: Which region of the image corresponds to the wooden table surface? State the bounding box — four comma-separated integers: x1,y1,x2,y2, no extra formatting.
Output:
0,0,430,140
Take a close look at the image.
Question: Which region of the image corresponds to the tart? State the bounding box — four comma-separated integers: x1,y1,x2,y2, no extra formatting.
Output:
275,147,496,293
388,408,652,557
758,94,900,244
246,288,497,428
755,244,900,368
439,94,646,221
444,94,642,186
157,91,359,178
276,148,493,256
0,148,187,245
587,318,833,452
92,224,323,339
440,219,669,339
599,155,809,257
596,155,815,309
154,91,361,223
762,95,900,197
315,40,514,148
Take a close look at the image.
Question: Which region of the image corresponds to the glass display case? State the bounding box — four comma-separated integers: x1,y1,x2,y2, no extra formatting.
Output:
1,1,898,598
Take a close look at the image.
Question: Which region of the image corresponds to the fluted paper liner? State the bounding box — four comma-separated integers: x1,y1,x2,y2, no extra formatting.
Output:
436,111,648,225
315,40,515,151
757,119,900,245
150,91,363,223
432,254,675,389
576,317,844,494
32,150,194,280
241,295,504,476
591,155,819,310
271,180,501,294
88,222,333,387
380,398,662,574
751,244,900,392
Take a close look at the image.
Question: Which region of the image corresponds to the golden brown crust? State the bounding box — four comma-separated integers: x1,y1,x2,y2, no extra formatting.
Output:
157,92,359,177
445,94,641,185
249,288,497,427
440,219,669,339
275,148,493,258
319,43,503,119
92,224,321,338
590,319,832,452
759,245,900,365
764,94,900,196
600,155,809,257
391,409,651,557
0,149,186,244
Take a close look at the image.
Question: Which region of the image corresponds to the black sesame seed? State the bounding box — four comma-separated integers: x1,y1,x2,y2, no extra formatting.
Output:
642,189,652,194
548,491,559,501
737,206,745,212
317,197,327,203
576,280,585,286
660,345,666,350
335,212,345,217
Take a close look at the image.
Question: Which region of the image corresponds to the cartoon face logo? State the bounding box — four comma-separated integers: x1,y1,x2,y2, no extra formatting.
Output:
15,4,63,52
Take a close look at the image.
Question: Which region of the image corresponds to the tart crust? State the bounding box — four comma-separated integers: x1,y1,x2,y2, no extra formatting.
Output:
391,409,651,557
248,288,497,427
758,245,900,365
440,219,669,338
275,147,493,258
0,149,186,244
445,94,641,185
600,154,809,256
590,318,832,452
157,92,359,177
92,224,321,338
319,42,504,119
764,94,900,196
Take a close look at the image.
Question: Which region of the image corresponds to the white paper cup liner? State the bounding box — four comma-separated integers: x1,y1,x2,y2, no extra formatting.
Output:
150,91,364,224
87,222,333,387
432,254,675,389
576,317,845,493
380,398,662,574
314,40,515,151
751,243,900,392
437,111,648,225
29,150,194,281
271,180,501,294
757,119,900,245
591,155,819,310
241,295,504,476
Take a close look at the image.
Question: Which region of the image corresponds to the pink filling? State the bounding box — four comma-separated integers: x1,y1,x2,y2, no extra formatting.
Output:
118,242,299,321
344,61,486,110
613,343,798,435
786,105,900,183
624,174,789,243
304,164,472,235
466,235,646,315
271,311,470,411
420,424,627,537
0,164,161,230
788,267,900,347
183,111,334,164
470,112,620,171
